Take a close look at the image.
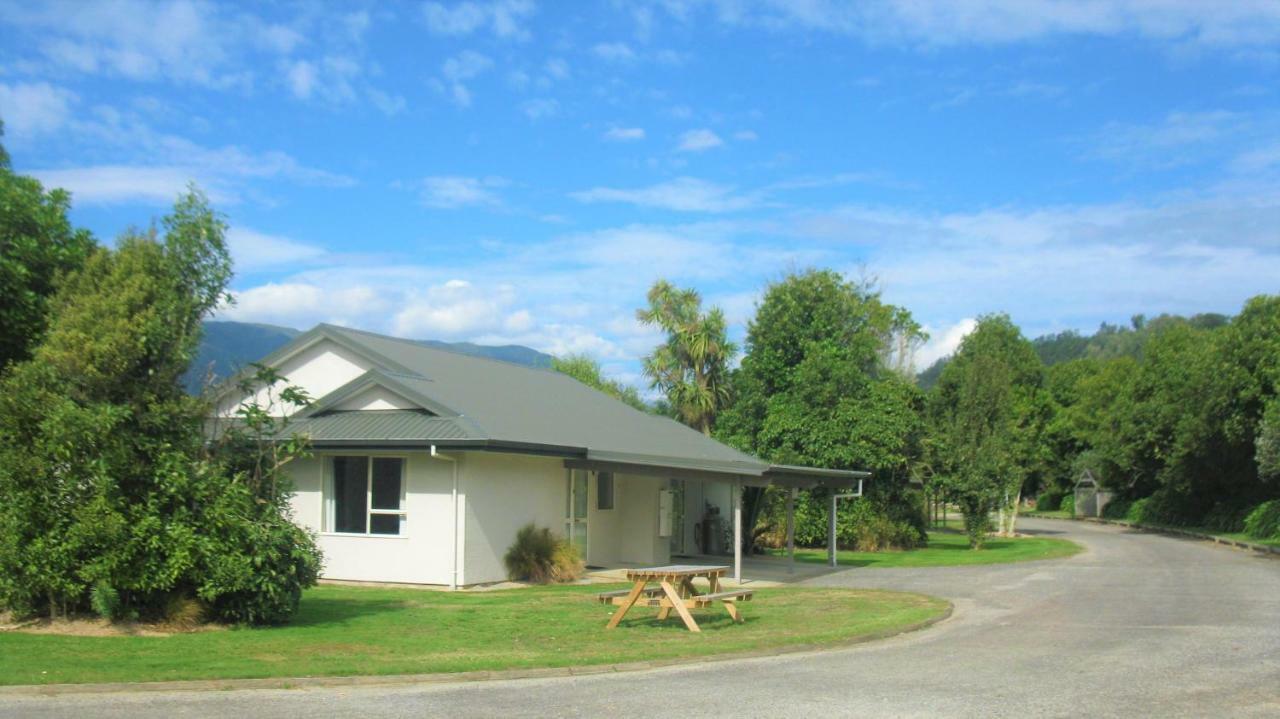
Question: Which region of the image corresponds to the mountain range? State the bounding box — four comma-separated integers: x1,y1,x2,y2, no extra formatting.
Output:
186,321,555,393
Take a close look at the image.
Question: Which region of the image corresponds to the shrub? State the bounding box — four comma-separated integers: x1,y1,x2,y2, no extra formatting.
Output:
1102,498,1132,520
1243,500,1280,541
90,582,123,621
1036,491,1061,512
1202,501,1252,533
1060,494,1075,516
504,524,581,584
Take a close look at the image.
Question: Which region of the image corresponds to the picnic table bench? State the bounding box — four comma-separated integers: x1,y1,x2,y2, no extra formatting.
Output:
597,565,753,632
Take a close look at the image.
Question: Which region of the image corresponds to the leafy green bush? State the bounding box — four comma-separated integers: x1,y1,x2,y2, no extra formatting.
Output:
504,524,582,583
1102,498,1132,520
1243,500,1280,541
1060,494,1075,516
90,582,123,621
1202,501,1252,533
1035,491,1062,512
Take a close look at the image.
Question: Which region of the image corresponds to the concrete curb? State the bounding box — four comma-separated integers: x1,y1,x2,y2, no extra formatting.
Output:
1028,514,1280,558
0,602,954,698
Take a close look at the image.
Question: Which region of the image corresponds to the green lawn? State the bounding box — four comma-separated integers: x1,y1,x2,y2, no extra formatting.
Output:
0,584,948,686
768,529,1082,568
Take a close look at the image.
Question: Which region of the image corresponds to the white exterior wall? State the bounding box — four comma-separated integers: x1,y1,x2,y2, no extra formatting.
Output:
288,449,669,586
332,385,417,411
459,452,565,585
217,339,371,417
288,451,459,585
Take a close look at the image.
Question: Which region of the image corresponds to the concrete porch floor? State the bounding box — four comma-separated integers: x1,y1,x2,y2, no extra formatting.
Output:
586,552,845,588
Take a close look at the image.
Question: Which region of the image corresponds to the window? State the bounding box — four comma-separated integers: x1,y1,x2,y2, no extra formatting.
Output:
596,471,614,510
329,456,405,535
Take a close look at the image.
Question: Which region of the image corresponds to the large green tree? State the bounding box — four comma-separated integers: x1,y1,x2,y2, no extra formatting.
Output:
926,314,1046,547
0,130,96,372
0,188,319,623
718,270,928,551
636,280,735,435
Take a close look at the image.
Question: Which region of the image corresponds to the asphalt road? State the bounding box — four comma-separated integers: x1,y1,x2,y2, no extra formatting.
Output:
4,519,1279,718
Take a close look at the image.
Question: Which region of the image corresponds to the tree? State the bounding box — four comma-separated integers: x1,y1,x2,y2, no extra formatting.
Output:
718,270,928,551
636,280,735,435
926,315,1046,547
552,353,649,411
0,130,96,372
0,188,319,623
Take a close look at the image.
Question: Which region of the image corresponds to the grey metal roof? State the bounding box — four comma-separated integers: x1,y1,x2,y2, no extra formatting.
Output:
253,324,865,485
287,410,481,443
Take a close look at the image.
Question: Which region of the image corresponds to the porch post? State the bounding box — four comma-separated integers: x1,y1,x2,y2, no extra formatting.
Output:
828,490,838,568
786,487,796,574
733,478,742,584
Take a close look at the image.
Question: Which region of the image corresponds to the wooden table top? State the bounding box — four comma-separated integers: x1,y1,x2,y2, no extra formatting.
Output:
625,565,730,579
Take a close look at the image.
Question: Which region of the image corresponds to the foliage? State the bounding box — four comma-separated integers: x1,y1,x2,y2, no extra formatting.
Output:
1035,491,1062,512
925,314,1047,547
773,531,1081,568
636,280,736,435
756,485,926,551
503,524,582,583
1060,494,1075,516
1243,500,1280,541
718,269,927,552
90,582,126,622
552,353,649,411
0,134,96,372
0,188,319,625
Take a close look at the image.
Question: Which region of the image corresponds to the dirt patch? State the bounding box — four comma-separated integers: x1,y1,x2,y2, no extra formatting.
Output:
1,616,228,638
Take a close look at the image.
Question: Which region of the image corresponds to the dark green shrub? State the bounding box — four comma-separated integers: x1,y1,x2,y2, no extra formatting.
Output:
504,524,582,583
1060,494,1075,516
1243,500,1280,541
1036,491,1062,512
1202,501,1252,533
1102,498,1132,520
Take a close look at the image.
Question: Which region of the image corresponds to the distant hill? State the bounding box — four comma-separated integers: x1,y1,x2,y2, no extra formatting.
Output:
185,320,555,393
914,312,1232,390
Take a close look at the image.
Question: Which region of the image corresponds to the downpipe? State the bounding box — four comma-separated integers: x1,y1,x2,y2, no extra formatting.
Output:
431,445,460,590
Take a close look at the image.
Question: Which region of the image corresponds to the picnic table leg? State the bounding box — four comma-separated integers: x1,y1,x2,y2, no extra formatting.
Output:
606,580,647,629
722,600,744,624
708,574,720,593
659,580,700,633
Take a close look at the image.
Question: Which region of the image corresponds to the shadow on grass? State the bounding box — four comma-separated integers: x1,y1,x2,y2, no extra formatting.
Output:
285,596,417,629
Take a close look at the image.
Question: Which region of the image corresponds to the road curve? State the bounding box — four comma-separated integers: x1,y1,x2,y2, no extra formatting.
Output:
5,519,1279,718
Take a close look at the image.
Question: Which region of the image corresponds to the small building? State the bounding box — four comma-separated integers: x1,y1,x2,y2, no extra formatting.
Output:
1073,469,1113,518
215,324,862,587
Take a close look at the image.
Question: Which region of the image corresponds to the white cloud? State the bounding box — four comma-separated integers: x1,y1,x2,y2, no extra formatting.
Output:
521,98,559,119
226,228,326,272
570,177,756,212
421,0,535,40
286,61,316,99
733,130,759,141
680,1,1280,52
592,42,636,62
604,126,646,141
0,81,77,139
439,50,494,107
677,128,724,152
417,176,505,208
916,318,977,368
31,165,230,205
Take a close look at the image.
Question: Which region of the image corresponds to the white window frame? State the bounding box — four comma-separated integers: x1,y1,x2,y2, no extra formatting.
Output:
323,454,408,537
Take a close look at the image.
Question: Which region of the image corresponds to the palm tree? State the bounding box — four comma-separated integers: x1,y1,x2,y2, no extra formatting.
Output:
636,280,736,435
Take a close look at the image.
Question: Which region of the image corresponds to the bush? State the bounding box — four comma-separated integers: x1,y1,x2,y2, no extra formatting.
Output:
1102,498,1132,520
1202,501,1252,533
504,524,582,583
90,582,123,621
1243,500,1280,541
1036,491,1062,512
1060,494,1075,516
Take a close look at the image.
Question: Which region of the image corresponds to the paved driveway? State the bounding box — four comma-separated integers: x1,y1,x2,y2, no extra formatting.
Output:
5,519,1279,718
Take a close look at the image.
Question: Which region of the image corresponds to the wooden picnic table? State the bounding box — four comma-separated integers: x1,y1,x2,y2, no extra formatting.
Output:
598,564,752,633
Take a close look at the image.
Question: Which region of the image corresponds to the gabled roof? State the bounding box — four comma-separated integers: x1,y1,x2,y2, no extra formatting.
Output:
247,323,866,487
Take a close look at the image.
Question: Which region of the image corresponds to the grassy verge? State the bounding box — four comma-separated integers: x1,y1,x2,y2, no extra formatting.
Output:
0,584,948,686
1025,512,1280,549
1024,510,1073,520
767,529,1082,568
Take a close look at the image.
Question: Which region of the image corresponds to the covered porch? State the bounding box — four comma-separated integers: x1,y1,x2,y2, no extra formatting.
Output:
565,455,868,584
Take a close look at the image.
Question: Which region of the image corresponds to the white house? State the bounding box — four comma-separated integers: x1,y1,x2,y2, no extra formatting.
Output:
216,324,863,588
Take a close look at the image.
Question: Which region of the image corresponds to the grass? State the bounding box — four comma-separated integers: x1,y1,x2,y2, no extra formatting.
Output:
0,584,948,686
1024,509,1073,520
767,528,1082,568
1022,511,1280,549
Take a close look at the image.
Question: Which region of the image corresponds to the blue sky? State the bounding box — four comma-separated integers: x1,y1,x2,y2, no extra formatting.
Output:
2,1,1278,387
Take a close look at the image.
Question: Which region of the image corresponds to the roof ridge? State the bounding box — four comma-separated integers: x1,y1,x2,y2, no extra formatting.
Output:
319,323,565,375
